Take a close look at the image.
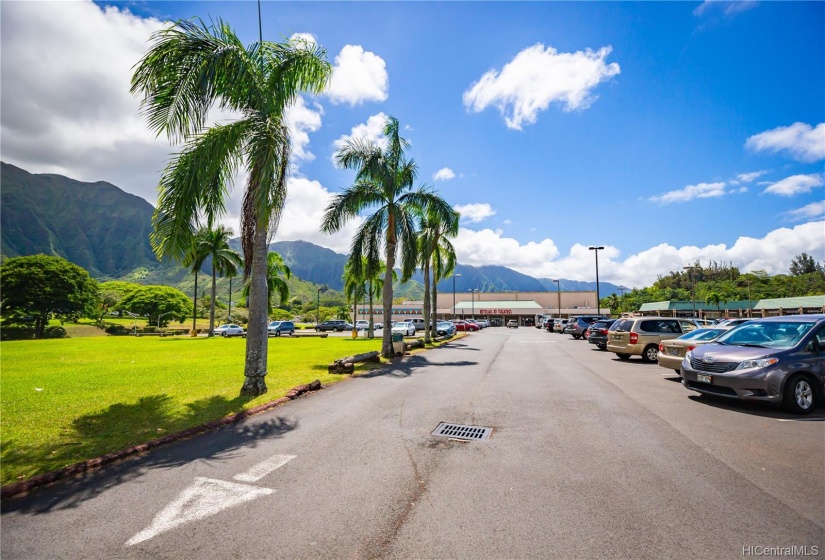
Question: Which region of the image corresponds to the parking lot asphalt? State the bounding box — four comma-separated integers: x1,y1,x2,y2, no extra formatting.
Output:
2,327,822,559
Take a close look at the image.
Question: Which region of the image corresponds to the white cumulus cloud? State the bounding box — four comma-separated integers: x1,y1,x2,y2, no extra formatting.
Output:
433,167,456,181
734,170,767,183
762,174,824,196
463,43,620,130
455,203,496,223
284,97,324,163
331,113,389,161
326,45,389,106
746,122,825,163
648,181,728,204
785,202,825,222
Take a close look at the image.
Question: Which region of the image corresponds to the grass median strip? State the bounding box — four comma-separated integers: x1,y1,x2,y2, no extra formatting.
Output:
1,335,382,486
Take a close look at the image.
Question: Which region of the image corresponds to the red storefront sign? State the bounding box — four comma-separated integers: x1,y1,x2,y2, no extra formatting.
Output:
479,309,512,314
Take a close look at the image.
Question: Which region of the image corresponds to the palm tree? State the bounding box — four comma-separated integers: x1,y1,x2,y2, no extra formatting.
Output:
242,251,291,314
322,116,456,358
705,292,727,314
132,19,330,395
182,234,209,335
419,207,459,340
193,227,243,336
343,260,367,328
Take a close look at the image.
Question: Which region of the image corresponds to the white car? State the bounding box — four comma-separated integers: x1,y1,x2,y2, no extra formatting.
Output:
214,324,245,337
355,320,382,331
391,321,416,336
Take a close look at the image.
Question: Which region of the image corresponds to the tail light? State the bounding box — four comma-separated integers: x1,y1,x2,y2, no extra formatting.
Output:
599,328,608,335
659,343,664,352
629,332,638,344
686,345,695,352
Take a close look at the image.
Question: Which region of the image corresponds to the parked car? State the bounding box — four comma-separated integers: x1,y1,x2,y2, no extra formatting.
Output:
656,328,726,373
586,319,618,350
453,320,479,332
716,318,751,329
316,320,352,332
466,319,483,329
554,319,570,333
476,319,490,328
410,318,427,331
565,316,608,340
267,321,295,337
607,317,701,362
681,315,825,414
355,320,381,331
214,324,245,337
507,319,519,328
392,321,416,336
436,321,456,336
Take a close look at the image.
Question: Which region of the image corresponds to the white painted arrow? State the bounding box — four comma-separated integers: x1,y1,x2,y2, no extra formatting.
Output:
233,454,296,483
126,477,274,546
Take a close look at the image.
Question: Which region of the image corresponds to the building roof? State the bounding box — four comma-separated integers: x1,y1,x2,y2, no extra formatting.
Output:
638,300,753,312
453,300,543,310
753,295,825,310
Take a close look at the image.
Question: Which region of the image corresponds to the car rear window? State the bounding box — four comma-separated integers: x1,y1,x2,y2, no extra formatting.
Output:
613,319,634,332
640,320,681,333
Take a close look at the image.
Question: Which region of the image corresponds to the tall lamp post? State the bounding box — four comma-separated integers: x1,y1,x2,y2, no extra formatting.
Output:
452,273,462,319
552,279,561,317
316,287,322,325
588,246,604,316
227,275,233,323
683,265,700,317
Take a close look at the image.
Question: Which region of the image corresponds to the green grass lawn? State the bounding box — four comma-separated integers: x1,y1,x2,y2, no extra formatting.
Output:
0,335,382,485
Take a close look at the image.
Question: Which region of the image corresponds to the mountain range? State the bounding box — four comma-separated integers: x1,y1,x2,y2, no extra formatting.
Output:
0,162,626,297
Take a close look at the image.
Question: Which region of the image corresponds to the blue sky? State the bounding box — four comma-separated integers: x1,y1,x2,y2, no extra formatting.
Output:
1,1,823,287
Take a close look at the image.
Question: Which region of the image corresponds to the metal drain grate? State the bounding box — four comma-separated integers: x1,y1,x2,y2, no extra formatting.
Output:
432,422,492,441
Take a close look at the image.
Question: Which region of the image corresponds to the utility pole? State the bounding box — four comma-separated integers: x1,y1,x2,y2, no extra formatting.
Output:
552,279,561,317
683,265,701,317
589,246,604,316
453,273,462,319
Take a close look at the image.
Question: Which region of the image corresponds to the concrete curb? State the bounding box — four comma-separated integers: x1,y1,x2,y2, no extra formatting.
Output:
0,380,322,500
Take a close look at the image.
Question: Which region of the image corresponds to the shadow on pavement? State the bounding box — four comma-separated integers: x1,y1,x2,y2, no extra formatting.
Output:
2,394,297,514
686,394,825,420
359,354,478,379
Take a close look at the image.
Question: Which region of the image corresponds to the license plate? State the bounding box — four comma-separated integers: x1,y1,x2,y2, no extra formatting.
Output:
667,348,679,355
612,334,622,340
697,374,712,384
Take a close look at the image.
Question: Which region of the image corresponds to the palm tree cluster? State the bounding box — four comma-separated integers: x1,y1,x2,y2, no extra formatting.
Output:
322,116,460,358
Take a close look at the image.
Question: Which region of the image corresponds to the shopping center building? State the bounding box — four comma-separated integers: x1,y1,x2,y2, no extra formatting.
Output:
356,290,605,326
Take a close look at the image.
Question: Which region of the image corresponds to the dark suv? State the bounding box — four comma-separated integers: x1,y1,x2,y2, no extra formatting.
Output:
565,316,608,339
316,320,350,332
587,319,618,350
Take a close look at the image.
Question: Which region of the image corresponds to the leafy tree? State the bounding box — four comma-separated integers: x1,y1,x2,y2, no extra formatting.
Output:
194,226,243,336
0,255,99,339
322,115,456,358
420,206,458,340
789,252,823,276
94,281,142,322
132,19,331,396
119,285,191,327
182,231,209,333
343,259,367,328
705,292,727,312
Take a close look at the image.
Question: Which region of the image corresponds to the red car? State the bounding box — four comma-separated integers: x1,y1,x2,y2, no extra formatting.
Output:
453,320,479,332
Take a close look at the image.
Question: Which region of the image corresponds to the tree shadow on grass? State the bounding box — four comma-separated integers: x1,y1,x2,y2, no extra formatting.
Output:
2,394,297,514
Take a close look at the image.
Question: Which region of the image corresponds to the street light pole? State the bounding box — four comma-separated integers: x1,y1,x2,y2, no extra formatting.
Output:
552,279,561,317
589,246,604,316
453,273,462,319
227,275,232,323
683,265,700,317
316,287,321,325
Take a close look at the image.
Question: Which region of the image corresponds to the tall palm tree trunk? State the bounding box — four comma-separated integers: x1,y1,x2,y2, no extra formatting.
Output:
422,260,431,344
241,218,269,396
382,230,396,358
192,272,198,334
431,275,438,335
368,279,374,339
209,266,217,336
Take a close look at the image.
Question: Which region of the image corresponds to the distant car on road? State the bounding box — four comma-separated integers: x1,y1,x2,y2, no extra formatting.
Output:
453,320,479,332
392,321,416,336
586,319,618,350
355,320,381,331
565,316,608,339
316,320,352,332
267,321,295,337
507,319,519,328
436,321,456,336
214,324,245,337
554,319,570,334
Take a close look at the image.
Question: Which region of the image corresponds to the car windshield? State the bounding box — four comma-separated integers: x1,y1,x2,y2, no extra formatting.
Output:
678,328,723,341
716,321,814,349
269,322,281,326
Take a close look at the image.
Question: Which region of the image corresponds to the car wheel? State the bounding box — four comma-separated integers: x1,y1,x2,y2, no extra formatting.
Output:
222,332,227,338
674,369,681,375
275,331,281,337
616,353,630,360
572,334,581,340
598,343,607,350
289,330,294,336
641,344,658,363
783,374,816,415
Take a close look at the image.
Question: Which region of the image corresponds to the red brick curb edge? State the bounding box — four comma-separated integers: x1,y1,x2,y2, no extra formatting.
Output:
0,379,323,500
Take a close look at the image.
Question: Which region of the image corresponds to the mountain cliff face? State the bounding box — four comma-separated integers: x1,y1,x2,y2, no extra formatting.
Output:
1,162,624,296
1,162,158,278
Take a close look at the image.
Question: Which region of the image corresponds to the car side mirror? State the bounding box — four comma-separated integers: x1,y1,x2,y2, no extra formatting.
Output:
804,340,818,353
